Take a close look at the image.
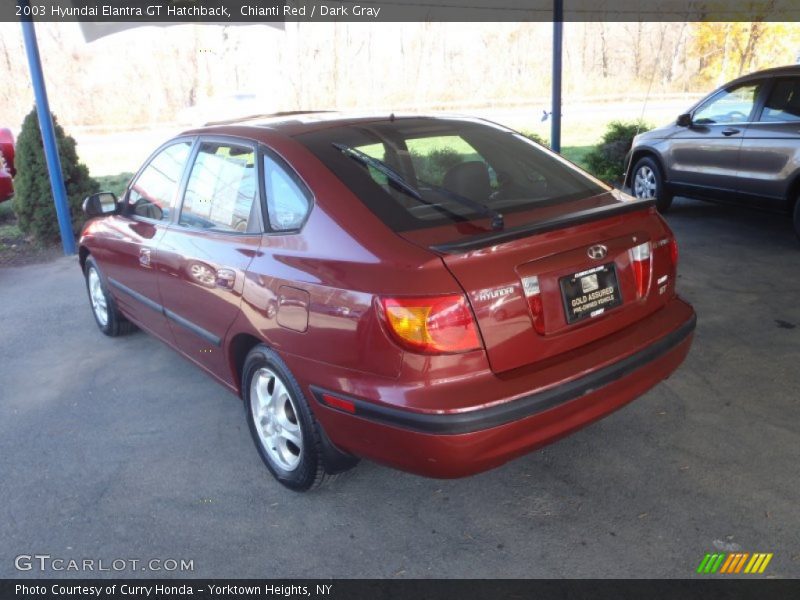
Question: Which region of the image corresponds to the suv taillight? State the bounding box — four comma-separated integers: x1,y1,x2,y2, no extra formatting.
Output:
629,241,652,299
378,294,482,354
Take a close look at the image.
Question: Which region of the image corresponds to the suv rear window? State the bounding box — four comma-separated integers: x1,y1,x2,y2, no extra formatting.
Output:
295,118,605,232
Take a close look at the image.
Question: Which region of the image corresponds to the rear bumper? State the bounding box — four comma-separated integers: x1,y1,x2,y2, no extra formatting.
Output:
299,297,696,478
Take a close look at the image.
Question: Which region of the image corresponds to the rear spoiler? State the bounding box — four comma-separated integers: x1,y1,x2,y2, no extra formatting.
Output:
430,198,656,254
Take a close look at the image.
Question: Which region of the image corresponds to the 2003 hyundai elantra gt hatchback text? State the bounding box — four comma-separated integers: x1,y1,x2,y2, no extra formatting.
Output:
78,114,696,491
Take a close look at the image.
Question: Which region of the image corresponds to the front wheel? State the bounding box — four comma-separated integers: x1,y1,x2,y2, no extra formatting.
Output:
632,157,673,213
243,345,351,491
84,256,136,337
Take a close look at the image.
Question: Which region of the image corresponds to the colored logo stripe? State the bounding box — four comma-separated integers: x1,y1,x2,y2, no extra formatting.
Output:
745,553,773,574
697,552,773,574
720,553,749,573
697,553,725,573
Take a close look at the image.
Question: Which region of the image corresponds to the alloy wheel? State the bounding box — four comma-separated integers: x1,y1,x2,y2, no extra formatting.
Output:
250,367,303,471
634,165,657,199
88,267,109,327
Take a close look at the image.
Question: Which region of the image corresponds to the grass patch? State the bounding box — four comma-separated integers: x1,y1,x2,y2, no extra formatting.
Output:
95,172,134,198
560,145,593,171
0,221,22,242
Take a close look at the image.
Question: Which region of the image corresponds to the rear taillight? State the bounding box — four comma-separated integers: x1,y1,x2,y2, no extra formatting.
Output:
521,275,545,334
378,294,481,354
629,241,652,299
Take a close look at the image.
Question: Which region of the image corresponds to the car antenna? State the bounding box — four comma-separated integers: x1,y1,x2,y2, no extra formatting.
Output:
389,112,395,122
624,31,667,181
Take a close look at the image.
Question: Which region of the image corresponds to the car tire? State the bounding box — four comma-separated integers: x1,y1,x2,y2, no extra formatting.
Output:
84,256,136,337
632,157,673,213
793,197,800,243
243,345,350,491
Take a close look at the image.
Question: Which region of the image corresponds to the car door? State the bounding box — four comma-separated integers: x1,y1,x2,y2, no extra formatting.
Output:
155,138,263,384
736,76,800,208
97,139,194,344
665,81,761,196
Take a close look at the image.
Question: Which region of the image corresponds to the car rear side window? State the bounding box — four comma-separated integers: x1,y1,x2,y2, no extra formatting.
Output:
296,118,604,232
263,154,311,231
128,141,192,221
760,79,800,122
180,142,257,233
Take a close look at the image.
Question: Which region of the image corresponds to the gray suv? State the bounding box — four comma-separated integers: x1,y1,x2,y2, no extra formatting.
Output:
625,65,800,239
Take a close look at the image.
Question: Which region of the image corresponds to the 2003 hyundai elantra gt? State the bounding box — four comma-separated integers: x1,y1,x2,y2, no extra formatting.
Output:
79,114,696,491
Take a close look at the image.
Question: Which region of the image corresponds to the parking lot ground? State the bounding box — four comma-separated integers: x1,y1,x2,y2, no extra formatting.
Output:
1,197,799,579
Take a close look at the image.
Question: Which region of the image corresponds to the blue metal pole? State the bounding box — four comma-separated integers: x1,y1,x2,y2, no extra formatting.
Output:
20,17,76,255
551,0,563,153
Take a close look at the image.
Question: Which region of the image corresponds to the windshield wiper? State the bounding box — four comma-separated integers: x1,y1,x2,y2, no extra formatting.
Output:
422,181,505,230
333,143,504,230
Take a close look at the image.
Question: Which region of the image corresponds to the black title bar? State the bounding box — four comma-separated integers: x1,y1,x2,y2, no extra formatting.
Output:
4,579,800,600
6,0,800,23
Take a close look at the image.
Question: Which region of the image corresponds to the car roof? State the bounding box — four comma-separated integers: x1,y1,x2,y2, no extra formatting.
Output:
723,64,800,88
180,112,496,140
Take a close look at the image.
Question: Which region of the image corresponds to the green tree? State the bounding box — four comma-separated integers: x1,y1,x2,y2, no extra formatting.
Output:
690,21,800,87
12,108,98,244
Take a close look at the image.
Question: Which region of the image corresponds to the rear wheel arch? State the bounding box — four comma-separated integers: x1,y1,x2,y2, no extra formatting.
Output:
785,172,800,212
228,332,264,395
788,175,800,242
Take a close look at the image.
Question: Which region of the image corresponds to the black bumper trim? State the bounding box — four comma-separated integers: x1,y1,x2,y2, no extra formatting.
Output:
108,277,221,347
311,312,696,435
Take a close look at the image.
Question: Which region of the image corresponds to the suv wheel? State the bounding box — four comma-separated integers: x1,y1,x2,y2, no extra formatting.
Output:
632,157,673,213
793,197,800,242
243,345,351,491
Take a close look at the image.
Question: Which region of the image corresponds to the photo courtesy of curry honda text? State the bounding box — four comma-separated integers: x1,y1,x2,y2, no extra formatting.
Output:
78,114,696,491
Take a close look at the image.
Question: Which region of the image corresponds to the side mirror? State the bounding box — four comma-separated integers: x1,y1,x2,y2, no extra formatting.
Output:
676,113,692,127
83,192,119,217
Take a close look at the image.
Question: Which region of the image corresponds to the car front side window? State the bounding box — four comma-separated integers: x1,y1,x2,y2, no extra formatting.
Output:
127,141,192,221
693,83,760,125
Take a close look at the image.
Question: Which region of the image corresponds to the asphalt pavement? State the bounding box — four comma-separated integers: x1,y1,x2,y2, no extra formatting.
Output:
1,197,798,578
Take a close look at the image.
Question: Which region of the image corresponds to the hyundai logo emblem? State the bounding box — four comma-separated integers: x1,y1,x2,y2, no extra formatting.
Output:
587,244,608,260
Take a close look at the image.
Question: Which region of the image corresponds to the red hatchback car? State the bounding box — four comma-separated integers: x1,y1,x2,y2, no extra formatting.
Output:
79,114,696,491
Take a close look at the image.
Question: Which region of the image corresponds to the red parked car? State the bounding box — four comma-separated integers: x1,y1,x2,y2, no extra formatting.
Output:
79,114,696,491
0,128,14,202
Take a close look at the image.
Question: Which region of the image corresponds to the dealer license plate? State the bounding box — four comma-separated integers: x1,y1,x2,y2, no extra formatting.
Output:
560,263,622,324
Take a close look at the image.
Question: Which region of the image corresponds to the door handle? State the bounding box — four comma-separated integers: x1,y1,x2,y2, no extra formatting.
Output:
721,128,740,136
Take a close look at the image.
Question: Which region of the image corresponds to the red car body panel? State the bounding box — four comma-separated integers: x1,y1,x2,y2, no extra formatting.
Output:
0,128,14,203
79,115,696,478
0,171,12,203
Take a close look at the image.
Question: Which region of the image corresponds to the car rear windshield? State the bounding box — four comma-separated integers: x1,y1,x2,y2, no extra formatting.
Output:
295,117,607,232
